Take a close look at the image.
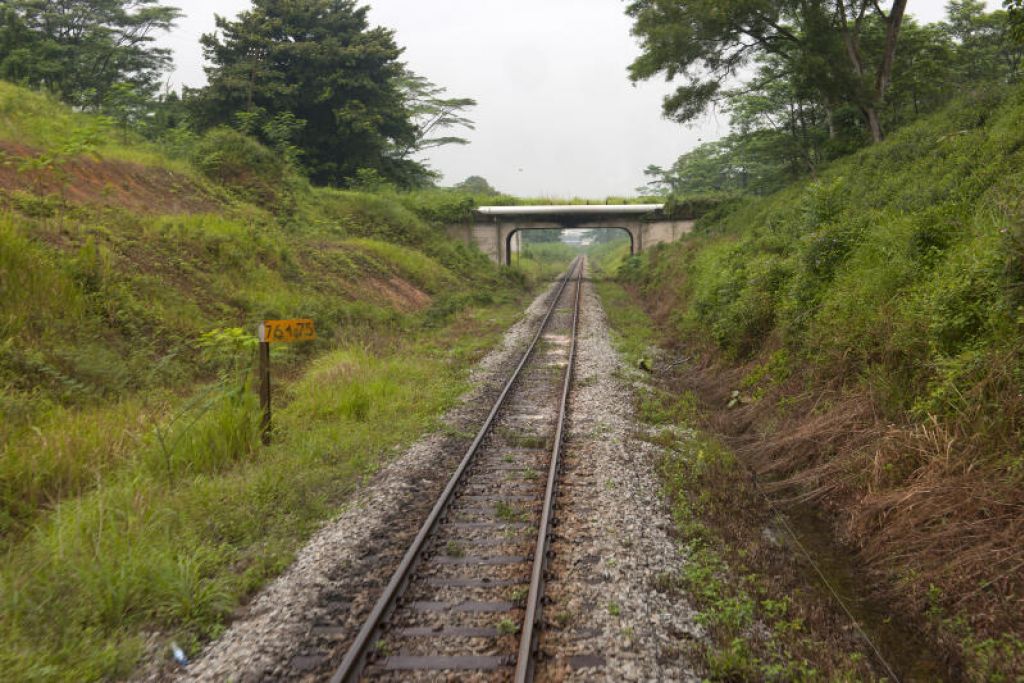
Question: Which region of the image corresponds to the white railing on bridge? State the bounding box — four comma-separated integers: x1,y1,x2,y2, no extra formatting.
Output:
476,204,664,216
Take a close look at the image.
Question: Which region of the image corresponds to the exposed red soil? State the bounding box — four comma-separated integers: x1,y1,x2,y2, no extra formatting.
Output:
370,276,431,312
300,246,433,313
0,141,221,214
334,274,432,313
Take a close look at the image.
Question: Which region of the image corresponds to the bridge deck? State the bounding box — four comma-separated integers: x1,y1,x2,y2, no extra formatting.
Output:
476,204,663,218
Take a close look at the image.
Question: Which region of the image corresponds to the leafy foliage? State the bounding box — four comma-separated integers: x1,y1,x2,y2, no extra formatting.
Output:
0,79,533,680
190,126,294,204
621,83,1024,682
453,175,499,196
1007,0,1024,42
190,0,416,187
388,67,476,186
1,1,479,191
637,2,1023,198
624,82,1024,458
626,0,911,141
0,0,181,110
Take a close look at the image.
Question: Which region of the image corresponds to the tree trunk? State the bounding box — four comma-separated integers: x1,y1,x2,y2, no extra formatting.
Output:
875,0,908,100
863,105,884,143
838,0,908,144
867,0,908,143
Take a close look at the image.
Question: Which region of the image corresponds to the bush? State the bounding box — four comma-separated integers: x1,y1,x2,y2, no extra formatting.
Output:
632,84,1024,417
191,128,292,204
619,84,1024,683
399,190,478,225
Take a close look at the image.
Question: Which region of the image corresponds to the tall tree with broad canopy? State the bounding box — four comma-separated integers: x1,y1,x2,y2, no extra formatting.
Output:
0,0,181,110
393,67,476,157
626,0,910,142
191,0,419,187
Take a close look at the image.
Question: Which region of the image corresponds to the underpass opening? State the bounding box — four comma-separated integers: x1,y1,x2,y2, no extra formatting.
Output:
505,227,634,266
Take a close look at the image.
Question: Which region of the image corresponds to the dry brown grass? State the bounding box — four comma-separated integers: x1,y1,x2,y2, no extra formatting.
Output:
658,341,1024,676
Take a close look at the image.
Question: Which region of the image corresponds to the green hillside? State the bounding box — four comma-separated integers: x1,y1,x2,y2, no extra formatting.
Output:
0,82,531,679
610,84,1024,677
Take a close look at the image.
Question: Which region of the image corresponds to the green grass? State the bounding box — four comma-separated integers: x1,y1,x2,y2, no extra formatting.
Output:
0,81,192,173
0,201,514,534
494,500,527,523
593,278,656,366
0,296,528,680
510,242,580,282
595,279,878,681
607,83,1024,680
589,238,652,366
0,80,540,680
624,85,1024,422
586,237,633,276
0,395,161,536
342,238,458,293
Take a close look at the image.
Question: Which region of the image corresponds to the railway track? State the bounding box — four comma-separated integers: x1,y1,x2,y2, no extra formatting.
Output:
328,257,585,682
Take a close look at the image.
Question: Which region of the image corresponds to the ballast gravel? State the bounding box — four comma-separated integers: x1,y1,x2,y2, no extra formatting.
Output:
148,263,705,682
536,267,703,682
150,282,561,683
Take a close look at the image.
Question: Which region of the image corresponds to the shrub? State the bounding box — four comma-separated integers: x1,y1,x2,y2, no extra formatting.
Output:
399,190,478,225
191,128,291,204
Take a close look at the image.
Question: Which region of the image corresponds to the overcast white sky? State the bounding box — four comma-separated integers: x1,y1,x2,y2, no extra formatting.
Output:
156,0,992,197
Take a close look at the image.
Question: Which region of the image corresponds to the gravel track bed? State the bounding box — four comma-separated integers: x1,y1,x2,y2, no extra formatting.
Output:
535,266,703,683
149,265,703,682
363,269,580,681
151,280,564,683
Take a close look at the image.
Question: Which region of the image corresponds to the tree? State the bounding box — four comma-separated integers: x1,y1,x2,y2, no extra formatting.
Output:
191,0,417,187
878,18,958,127
0,1,181,110
726,56,832,177
837,0,910,141
393,68,475,159
104,81,151,141
640,132,797,197
946,1,1022,82
625,0,910,142
639,2,1019,200
370,68,477,189
586,228,629,244
454,175,499,195
639,143,743,196
521,229,563,243
1006,0,1024,43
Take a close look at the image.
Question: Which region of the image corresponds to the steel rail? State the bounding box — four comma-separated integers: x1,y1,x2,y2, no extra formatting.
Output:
330,257,583,683
514,255,583,682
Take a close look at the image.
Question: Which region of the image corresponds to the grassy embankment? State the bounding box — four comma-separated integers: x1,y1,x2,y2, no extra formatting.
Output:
0,81,540,679
599,84,1024,680
591,254,902,681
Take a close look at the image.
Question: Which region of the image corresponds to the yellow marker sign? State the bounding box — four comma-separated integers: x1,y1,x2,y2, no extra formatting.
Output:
259,319,317,343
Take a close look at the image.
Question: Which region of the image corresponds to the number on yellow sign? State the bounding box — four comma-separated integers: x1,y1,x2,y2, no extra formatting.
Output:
260,319,317,343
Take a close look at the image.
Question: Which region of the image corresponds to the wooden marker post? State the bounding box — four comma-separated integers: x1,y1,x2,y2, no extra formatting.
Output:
258,337,272,445
257,319,317,445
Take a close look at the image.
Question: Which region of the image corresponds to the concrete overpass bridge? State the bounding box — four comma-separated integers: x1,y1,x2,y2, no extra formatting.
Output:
445,204,695,265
